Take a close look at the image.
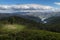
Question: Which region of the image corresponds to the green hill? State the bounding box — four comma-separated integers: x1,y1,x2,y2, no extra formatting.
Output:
0,16,60,40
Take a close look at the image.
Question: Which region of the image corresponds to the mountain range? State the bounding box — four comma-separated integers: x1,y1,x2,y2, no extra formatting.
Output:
0,4,60,23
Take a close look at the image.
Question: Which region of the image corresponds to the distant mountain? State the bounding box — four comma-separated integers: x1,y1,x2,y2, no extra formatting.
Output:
45,16,60,24
0,4,60,23
0,12,60,23
0,13,42,23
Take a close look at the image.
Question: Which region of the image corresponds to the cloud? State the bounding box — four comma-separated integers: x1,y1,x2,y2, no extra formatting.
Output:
54,2,60,5
0,4,57,13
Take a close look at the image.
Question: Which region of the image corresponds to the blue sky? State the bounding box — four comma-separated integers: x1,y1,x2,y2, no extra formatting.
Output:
0,0,60,8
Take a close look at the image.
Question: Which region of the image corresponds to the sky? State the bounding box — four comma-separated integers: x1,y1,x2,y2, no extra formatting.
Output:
0,0,60,8
0,0,59,20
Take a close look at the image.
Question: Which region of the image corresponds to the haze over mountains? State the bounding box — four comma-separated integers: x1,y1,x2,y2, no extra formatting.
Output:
0,4,60,23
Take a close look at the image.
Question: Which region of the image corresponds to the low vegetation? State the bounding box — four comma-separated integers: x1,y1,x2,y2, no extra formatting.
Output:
0,16,60,40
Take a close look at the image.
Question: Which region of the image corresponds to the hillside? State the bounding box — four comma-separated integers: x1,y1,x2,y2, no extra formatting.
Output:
0,15,60,40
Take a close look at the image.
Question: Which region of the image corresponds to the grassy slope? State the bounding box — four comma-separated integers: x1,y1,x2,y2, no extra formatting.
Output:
0,16,60,40
0,24,26,33
0,24,60,40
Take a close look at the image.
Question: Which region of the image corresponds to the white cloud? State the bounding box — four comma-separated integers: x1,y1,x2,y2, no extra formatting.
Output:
0,4,58,13
54,2,60,5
